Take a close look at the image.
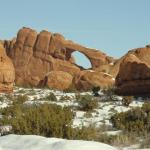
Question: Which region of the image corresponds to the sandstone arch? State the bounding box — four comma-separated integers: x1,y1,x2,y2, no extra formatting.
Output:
5,27,113,88
71,51,92,69
64,44,109,69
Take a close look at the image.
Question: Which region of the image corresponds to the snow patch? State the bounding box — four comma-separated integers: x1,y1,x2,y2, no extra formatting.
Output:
0,134,117,150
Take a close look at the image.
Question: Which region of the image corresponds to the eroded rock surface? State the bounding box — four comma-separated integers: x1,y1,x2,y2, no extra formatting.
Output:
5,27,113,90
3,27,150,94
45,71,73,90
0,43,15,92
115,52,150,96
74,70,115,91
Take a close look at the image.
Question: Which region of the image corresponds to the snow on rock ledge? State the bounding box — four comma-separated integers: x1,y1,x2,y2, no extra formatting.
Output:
0,134,117,150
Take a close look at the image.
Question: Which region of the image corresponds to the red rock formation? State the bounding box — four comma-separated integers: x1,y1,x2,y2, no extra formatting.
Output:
5,27,113,90
110,45,150,78
4,27,150,93
0,43,15,92
74,70,114,91
45,71,73,90
115,53,150,96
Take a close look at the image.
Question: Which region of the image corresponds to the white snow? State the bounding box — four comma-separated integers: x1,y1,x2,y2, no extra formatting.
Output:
0,102,8,108
0,134,117,150
109,62,114,66
87,70,95,72
0,87,145,129
104,73,113,77
112,78,115,81
104,130,122,136
0,125,12,134
0,87,148,150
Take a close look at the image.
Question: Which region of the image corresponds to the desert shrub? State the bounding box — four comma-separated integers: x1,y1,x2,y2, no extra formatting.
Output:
0,103,74,138
142,102,150,113
140,134,150,148
122,96,134,106
18,89,26,94
93,131,136,147
77,94,99,111
111,102,150,135
12,95,28,105
59,95,71,101
109,132,137,147
75,93,81,100
0,103,141,147
72,125,137,147
44,92,57,101
5,94,14,101
84,112,93,118
0,96,4,102
102,87,116,101
28,90,36,95
73,125,98,140
97,134,113,144
92,86,100,97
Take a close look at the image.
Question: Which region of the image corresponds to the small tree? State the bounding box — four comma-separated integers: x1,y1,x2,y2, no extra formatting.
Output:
92,86,100,97
102,87,116,101
78,95,99,111
45,92,57,101
12,95,28,105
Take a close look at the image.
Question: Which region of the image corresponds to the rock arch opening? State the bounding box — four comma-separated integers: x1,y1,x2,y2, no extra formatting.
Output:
71,51,92,69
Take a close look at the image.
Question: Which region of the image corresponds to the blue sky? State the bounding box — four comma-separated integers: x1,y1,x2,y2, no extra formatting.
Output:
0,0,150,67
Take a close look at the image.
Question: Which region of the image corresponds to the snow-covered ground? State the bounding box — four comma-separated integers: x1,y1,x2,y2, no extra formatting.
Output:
0,87,148,150
0,87,145,128
0,134,149,150
0,134,117,150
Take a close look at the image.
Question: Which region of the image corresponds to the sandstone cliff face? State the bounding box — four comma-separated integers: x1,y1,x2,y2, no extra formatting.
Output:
5,27,113,90
115,52,150,96
0,43,15,92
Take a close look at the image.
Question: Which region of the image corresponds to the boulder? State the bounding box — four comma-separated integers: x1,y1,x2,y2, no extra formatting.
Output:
75,70,115,91
45,71,73,90
115,53,150,96
110,46,150,78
